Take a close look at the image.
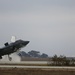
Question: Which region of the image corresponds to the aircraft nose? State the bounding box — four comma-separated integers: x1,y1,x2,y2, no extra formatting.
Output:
26,41,29,44
23,41,30,46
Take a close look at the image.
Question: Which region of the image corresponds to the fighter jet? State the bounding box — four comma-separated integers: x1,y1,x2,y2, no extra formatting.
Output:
0,36,29,61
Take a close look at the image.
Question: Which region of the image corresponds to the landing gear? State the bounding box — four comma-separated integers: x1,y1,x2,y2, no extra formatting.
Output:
8,55,12,61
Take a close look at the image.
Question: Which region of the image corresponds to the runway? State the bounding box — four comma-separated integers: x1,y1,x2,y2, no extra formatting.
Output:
0,61,75,69
0,62,75,75
0,61,47,64
0,65,75,69
0,66,75,75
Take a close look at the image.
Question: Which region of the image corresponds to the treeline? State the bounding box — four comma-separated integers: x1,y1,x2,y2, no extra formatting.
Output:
48,55,75,66
18,50,48,58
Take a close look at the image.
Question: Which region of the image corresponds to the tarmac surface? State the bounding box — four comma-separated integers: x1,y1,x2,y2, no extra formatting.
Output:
0,65,75,69
0,65,75,75
0,61,75,75
0,61,75,69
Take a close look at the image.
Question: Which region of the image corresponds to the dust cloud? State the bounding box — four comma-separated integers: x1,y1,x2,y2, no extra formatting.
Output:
0,53,21,63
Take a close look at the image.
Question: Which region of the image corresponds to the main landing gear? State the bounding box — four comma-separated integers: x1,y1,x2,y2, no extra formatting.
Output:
8,55,12,61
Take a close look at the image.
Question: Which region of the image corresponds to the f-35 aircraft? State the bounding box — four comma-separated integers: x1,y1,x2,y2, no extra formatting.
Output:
0,37,29,61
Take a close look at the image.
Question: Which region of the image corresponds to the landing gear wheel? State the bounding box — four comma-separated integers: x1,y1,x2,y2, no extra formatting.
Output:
9,57,12,61
8,55,12,61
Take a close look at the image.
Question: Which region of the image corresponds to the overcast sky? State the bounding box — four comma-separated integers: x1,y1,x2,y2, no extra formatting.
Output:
0,0,75,57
